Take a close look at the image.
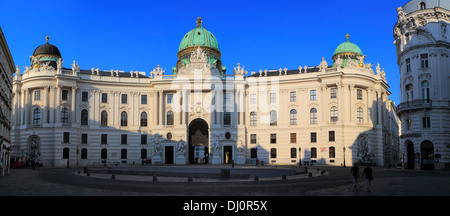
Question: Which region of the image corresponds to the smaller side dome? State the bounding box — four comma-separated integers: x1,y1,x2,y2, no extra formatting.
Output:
31,36,62,69
332,34,364,67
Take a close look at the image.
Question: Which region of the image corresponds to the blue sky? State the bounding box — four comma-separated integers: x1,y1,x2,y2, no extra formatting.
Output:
0,0,408,105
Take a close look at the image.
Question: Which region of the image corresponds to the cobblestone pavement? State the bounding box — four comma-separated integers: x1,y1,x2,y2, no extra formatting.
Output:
1,165,449,196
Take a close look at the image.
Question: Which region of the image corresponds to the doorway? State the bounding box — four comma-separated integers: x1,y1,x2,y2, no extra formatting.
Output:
188,118,209,164
165,146,174,164
223,146,232,164
421,141,434,170
406,141,415,169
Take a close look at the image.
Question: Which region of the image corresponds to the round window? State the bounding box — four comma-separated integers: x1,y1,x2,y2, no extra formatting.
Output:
225,132,231,139
167,132,172,140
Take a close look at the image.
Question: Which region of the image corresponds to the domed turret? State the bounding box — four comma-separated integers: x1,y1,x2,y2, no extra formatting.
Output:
332,34,364,67
31,36,62,69
176,18,223,73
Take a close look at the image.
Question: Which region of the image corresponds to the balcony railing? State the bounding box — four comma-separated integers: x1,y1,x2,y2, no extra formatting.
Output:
397,99,432,112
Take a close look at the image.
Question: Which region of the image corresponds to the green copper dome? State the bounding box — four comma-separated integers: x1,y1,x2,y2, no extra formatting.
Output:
333,34,363,56
178,18,220,52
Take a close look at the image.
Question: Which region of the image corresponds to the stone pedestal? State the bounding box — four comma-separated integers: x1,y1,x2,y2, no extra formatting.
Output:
152,156,162,164
176,155,186,165
236,153,245,165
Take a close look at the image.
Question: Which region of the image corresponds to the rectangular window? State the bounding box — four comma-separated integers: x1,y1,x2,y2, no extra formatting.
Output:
166,94,173,104
223,93,230,105
290,91,296,102
311,148,317,158
34,90,41,101
141,95,148,104
121,134,127,144
101,93,108,103
420,53,428,68
311,132,317,143
141,134,147,145
270,148,277,159
310,90,316,100
62,90,68,100
290,133,297,143
270,93,276,104
406,58,411,72
291,148,297,159
329,147,335,158
63,132,70,143
224,112,231,126
250,94,257,104
82,91,88,102
330,88,337,99
101,134,108,144
121,94,127,104
357,89,363,100
270,133,277,144
250,134,257,144
81,133,88,144
329,131,335,142
422,116,430,128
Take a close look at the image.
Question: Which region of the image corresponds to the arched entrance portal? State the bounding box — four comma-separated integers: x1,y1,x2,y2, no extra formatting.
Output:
188,119,209,164
421,140,434,170
406,140,415,169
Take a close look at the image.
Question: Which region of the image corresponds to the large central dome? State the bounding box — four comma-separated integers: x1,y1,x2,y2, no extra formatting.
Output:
178,18,220,52
176,17,223,74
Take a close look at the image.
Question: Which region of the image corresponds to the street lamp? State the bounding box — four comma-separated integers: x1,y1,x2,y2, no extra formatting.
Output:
343,146,346,167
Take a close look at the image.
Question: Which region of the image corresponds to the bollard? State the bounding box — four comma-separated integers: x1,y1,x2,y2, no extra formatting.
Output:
86,171,90,176
254,175,259,182
308,172,313,177
188,176,193,182
77,169,81,174
282,175,287,181
153,175,157,182
320,170,326,175
111,174,116,180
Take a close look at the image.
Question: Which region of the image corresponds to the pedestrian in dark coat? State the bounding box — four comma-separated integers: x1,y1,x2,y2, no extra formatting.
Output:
362,165,373,192
350,163,359,188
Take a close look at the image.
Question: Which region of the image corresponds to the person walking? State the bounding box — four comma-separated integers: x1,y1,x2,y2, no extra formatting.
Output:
362,165,373,192
350,163,359,188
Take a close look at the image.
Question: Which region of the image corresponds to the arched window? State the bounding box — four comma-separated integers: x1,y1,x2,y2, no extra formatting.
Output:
270,110,277,126
167,111,174,125
121,111,128,126
250,111,257,126
310,108,317,124
290,148,297,159
406,84,413,102
421,80,430,102
33,108,41,125
81,109,88,125
141,112,148,127
330,106,338,122
329,147,335,158
121,149,127,159
141,148,147,159
101,111,108,126
290,109,297,125
270,148,277,158
311,147,317,158
420,2,426,10
357,107,364,123
63,148,70,159
81,148,88,159
61,108,68,124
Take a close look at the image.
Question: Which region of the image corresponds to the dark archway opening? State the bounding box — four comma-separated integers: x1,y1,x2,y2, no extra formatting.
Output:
421,140,434,170
406,141,415,169
188,118,209,164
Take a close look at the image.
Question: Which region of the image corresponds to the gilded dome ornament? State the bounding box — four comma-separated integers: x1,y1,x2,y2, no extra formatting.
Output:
196,17,202,27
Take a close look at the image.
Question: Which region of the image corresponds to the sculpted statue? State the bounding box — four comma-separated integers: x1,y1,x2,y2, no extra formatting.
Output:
396,7,407,25
176,139,187,154
335,57,343,68
376,63,381,74
318,57,328,71
71,60,80,73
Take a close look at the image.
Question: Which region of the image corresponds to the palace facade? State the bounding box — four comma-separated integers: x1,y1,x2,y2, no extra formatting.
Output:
11,18,400,167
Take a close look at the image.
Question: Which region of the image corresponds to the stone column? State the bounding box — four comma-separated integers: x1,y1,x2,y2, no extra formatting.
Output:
71,87,76,125
43,86,49,124
153,90,158,125
159,90,163,125
24,89,29,125
49,86,55,123
56,85,61,123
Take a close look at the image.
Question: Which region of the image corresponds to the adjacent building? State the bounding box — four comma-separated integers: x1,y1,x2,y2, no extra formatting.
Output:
394,0,450,170
0,26,15,175
11,18,399,168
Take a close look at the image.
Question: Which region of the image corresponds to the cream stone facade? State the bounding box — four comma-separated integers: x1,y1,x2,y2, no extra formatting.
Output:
10,19,400,168
394,0,450,170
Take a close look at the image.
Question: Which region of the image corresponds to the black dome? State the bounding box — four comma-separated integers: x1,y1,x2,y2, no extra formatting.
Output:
33,42,61,58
